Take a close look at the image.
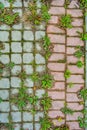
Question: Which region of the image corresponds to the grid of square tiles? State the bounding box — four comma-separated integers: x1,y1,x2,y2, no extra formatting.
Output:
0,0,46,129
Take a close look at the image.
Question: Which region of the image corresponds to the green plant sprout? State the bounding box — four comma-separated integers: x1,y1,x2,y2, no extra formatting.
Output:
18,71,27,80
55,125,69,130
41,74,53,89
6,62,15,69
76,60,83,68
64,69,71,79
59,14,72,29
61,105,74,115
40,115,51,130
79,88,87,100
79,0,87,9
41,93,51,111
77,31,87,41
68,82,74,88
0,2,4,10
0,97,3,103
30,72,39,81
78,116,87,128
74,50,83,58
43,36,51,51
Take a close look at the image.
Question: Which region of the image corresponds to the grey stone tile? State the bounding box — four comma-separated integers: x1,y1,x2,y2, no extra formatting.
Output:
0,90,9,100
23,31,34,41
0,0,10,7
11,89,19,95
11,42,22,52
11,112,21,122
35,54,45,64
23,53,34,64
23,112,33,121
11,77,21,88
35,112,44,121
35,31,45,40
0,113,9,123
13,124,21,130
36,65,46,72
23,65,33,75
35,43,42,52
12,23,22,30
0,55,10,64
35,89,45,99
23,123,33,130
0,31,9,42
24,78,34,87
11,104,19,111
0,102,10,112
0,78,10,88
23,42,33,52
0,24,10,30
23,0,31,7
11,65,21,75
1,43,10,53
11,54,22,64
12,31,22,41
13,0,22,7
35,123,41,130
13,9,22,17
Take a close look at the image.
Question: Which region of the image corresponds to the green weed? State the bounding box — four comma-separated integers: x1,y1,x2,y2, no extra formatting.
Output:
77,31,87,41
59,15,72,29
79,0,87,9
41,93,51,111
6,62,15,69
78,116,87,128
0,2,4,10
41,74,53,89
64,69,71,79
76,60,83,68
0,97,3,103
30,72,39,81
74,50,83,58
61,106,74,115
79,88,87,100
55,125,69,130
68,82,74,88
40,115,51,130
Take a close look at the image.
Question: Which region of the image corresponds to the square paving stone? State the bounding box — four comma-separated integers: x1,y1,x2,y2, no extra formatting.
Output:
11,77,21,88
0,0,10,7
24,78,34,87
11,112,21,122
0,24,10,30
36,65,46,73
13,9,22,17
35,123,41,130
23,123,33,130
23,42,33,52
0,102,10,112
13,124,21,130
23,31,34,41
35,43,42,52
13,0,22,7
11,65,21,75
12,23,22,30
12,31,22,41
11,104,19,111
0,55,10,64
0,78,10,88
11,42,22,52
11,54,22,64
0,113,9,123
23,53,34,64
1,43,10,53
23,65,33,75
0,31,9,41
23,112,33,121
0,90,9,100
11,89,19,95
35,112,44,121
35,31,45,40
35,89,45,99
35,54,45,64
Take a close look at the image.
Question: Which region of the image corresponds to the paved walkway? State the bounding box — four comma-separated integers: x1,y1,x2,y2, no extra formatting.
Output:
47,0,84,130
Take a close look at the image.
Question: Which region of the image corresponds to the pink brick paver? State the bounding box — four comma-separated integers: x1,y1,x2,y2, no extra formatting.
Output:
47,0,84,129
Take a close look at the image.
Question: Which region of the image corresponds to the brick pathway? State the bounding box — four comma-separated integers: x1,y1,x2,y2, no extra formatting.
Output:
47,0,85,129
